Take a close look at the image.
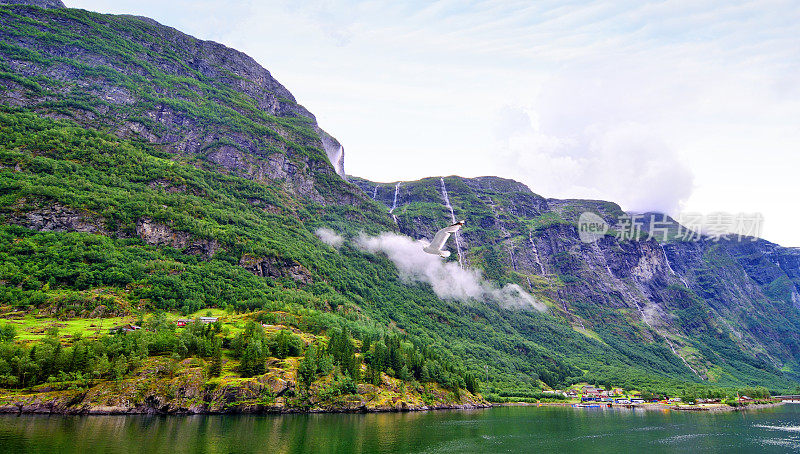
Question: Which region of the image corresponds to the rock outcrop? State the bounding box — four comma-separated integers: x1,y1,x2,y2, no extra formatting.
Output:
240,254,313,284
135,217,219,258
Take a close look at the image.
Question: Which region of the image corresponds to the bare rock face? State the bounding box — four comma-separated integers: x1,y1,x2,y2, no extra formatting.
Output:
0,0,65,8
135,218,218,258
320,130,346,180
8,203,108,234
240,254,313,284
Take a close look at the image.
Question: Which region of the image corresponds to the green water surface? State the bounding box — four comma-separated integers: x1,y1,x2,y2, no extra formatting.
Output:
2,404,800,453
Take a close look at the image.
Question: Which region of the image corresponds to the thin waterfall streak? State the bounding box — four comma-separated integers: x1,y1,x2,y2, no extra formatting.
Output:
440,178,464,269
389,182,400,213
660,244,689,289
528,230,545,275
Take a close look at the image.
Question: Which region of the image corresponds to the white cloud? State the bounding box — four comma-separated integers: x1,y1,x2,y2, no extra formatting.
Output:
356,232,544,311
494,105,694,214
315,228,344,248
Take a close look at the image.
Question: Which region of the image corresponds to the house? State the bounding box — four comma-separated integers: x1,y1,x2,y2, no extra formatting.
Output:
739,395,753,402
176,319,192,327
199,317,218,324
612,388,624,396
582,386,601,396
543,390,565,396
109,324,140,334
614,399,630,404
566,390,579,398
631,399,645,404
668,397,682,403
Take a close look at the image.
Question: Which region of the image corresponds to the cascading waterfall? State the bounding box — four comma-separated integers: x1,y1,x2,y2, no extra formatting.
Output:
665,338,700,377
659,243,689,289
528,230,545,275
591,241,614,278
389,182,400,224
333,145,345,179
440,177,464,269
372,186,378,199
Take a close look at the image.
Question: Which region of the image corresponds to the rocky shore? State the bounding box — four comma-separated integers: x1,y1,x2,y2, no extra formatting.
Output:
0,358,489,416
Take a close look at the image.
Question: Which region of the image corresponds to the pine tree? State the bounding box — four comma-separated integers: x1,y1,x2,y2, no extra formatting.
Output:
298,347,318,391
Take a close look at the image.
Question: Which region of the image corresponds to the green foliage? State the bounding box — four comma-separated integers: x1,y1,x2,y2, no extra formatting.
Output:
326,327,359,380
0,323,16,342
232,322,269,377
269,330,303,359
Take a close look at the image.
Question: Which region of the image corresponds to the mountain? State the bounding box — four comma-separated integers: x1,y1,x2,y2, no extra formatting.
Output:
0,0,797,413
350,176,800,384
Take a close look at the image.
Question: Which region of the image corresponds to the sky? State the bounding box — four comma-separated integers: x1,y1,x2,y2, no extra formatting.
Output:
67,0,800,246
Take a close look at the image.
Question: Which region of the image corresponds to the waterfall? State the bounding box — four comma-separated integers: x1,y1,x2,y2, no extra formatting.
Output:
320,134,346,179
591,241,614,278
372,186,378,199
665,338,701,377
389,182,400,224
659,243,689,289
528,230,545,275
333,145,345,179
440,177,464,268
633,301,652,329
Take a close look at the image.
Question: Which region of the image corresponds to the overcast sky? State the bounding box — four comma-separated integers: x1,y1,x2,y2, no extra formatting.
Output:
68,0,800,246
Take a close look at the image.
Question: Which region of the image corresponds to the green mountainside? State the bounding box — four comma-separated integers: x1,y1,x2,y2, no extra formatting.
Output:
0,1,798,412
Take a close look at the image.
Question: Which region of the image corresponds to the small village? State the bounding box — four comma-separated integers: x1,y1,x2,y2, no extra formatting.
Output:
536,384,771,410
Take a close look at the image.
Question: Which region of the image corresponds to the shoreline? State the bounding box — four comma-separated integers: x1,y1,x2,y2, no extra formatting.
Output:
0,400,787,416
0,402,493,416
499,400,785,412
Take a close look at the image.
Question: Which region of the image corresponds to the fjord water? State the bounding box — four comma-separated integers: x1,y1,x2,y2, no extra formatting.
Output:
2,405,800,453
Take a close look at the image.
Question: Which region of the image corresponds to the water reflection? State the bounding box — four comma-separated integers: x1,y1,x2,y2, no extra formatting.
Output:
0,405,798,453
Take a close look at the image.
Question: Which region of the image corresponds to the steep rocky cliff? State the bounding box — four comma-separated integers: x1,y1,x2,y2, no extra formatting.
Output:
351,175,800,381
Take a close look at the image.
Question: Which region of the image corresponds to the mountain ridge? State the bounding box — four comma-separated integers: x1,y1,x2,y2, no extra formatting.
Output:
0,1,798,410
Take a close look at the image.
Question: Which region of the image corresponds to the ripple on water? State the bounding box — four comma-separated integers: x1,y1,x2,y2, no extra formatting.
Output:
656,433,718,445
757,438,800,449
754,424,800,432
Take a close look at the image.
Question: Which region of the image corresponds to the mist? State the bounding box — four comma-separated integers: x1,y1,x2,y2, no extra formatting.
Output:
315,228,344,248
355,232,545,311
